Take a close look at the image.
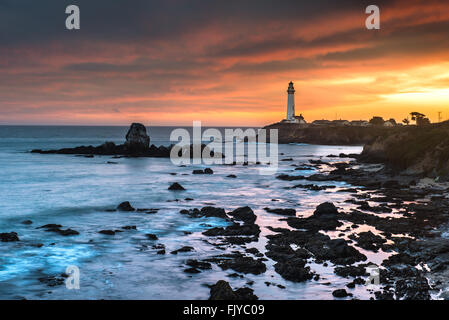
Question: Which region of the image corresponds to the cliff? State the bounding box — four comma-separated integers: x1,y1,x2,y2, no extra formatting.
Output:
263,122,393,145
359,121,449,179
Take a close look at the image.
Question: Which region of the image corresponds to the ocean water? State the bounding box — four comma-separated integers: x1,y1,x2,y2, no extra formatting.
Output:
0,126,385,300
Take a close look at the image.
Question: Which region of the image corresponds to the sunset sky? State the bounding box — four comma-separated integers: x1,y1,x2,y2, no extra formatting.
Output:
1,0,449,126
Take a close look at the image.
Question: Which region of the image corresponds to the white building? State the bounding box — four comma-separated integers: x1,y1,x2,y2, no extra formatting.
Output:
283,81,306,124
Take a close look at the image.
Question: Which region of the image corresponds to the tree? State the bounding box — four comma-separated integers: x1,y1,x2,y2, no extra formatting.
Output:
402,118,410,125
410,112,431,126
369,116,385,126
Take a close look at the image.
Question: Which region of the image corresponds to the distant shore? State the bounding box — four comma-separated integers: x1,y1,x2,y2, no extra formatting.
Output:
263,122,397,145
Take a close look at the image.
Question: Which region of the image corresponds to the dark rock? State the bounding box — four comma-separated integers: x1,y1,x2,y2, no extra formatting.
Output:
227,174,237,178
125,123,150,153
0,232,19,242
204,168,214,174
334,265,367,278
57,228,79,236
38,224,62,229
209,280,258,300
146,234,158,240
99,230,116,235
192,170,205,174
203,223,260,237
222,236,259,245
117,201,135,212
349,231,386,252
228,206,257,224
210,253,266,275
38,275,66,287
184,267,201,274
276,174,305,181
168,182,185,191
274,258,314,282
37,224,79,236
264,207,296,216
314,202,339,216
122,226,137,230
291,184,336,191
332,289,350,298
383,253,416,266
171,246,194,254
395,276,431,300
21,220,33,225
200,207,227,219
186,259,212,270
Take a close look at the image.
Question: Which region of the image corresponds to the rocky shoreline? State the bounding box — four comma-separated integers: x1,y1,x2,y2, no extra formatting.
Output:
9,150,449,299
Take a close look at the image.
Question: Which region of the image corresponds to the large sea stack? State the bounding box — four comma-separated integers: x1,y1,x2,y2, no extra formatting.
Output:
125,123,150,153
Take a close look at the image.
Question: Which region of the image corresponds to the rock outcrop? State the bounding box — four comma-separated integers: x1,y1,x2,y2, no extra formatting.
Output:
209,280,258,300
125,123,150,152
31,123,222,159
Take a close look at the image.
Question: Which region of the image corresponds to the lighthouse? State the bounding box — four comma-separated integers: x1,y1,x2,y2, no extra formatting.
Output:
286,81,295,121
283,81,306,124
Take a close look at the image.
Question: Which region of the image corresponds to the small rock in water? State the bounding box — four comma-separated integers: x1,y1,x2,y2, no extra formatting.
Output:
186,259,212,270
99,230,116,235
38,275,67,287
122,226,137,230
184,267,201,274
21,220,33,225
168,182,185,191
146,234,158,240
117,201,135,212
36,224,79,236
227,174,237,178
0,232,20,242
204,168,214,174
57,228,80,236
332,289,350,298
171,246,194,254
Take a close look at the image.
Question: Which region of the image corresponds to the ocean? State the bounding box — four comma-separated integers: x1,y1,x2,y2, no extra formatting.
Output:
0,125,384,300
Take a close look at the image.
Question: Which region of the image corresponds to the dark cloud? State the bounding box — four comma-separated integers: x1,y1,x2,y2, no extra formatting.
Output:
1,0,449,124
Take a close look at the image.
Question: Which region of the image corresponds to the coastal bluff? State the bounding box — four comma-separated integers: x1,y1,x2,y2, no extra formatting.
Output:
359,120,449,179
265,120,449,179
263,122,391,145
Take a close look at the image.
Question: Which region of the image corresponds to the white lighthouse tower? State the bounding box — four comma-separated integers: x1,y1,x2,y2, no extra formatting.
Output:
283,81,306,124
286,81,295,121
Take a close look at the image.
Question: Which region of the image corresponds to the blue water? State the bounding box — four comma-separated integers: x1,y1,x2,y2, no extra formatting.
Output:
0,126,374,300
